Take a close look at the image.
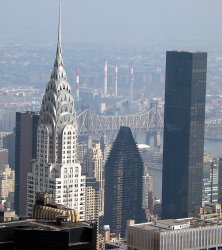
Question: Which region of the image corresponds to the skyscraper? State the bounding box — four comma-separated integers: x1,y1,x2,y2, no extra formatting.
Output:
83,142,104,217
27,8,85,220
202,156,219,205
14,111,39,216
3,132,15,169
162,51,207,219
104,126,146,237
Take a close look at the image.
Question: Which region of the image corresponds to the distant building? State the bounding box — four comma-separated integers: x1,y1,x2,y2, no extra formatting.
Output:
0,210,16,223
218,158,222,204
14,111,39,216
127,218,222,250
3,132,15,169
104,126,146,237
0,165,15,200
85,177,99,221
142,168,154,219
194,203,222,222
0,149,8,168
162,51,207,219
202,155,219,205
83,141,104,217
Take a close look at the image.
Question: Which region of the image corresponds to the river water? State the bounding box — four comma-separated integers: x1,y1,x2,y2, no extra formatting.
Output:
138,133,222,199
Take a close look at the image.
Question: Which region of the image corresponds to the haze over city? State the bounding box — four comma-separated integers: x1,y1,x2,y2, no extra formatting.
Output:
1,1,222,249
1,0,222,48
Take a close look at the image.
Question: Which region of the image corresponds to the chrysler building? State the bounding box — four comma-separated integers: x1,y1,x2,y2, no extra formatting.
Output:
27,7,85,220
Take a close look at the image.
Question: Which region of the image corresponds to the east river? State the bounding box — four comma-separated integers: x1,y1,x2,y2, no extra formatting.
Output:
140,135,222,199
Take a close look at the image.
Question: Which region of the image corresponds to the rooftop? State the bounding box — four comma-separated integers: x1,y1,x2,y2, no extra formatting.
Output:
0,219,96,231
130,218,222,233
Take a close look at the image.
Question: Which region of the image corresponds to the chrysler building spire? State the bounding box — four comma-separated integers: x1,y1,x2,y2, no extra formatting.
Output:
27,5,86,221
51,3,67,80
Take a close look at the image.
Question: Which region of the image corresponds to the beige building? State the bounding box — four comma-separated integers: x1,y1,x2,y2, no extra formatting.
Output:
0,210,16,222
85,177,99,221
127,218,222,250
194,203,222,222
0,164,15,199
83,142,104,217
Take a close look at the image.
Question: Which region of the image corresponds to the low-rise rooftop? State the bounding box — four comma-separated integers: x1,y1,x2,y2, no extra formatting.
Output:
131,217,222,232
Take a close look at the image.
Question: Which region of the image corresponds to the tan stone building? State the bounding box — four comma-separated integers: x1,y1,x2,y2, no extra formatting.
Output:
0,164,15,199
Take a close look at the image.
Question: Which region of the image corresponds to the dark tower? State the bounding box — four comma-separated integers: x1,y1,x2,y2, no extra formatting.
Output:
104,126,146,237
14,111,39,216
162,51,207,219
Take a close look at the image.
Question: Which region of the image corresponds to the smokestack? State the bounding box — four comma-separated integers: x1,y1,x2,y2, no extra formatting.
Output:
76,69,80,101
115,65,118,97
103,60,108,97
130,65,134,101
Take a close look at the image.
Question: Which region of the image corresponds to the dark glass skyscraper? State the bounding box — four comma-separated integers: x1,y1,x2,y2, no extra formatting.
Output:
162,51,207,219
14,111,39,216
104,126,146,237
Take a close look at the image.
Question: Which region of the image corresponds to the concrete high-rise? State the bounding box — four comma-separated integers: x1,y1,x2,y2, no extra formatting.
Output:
14,111,39,216
0,165,15,200
27,8,85,220
104,126,146,237
83,142,104,217
202,155,219,205
162,51,207,219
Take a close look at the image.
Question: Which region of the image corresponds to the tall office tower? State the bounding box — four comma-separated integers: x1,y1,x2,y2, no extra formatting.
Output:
162,51,207,219
27,9,86,220
83,142,104,217
3,132,15,169
14,111,39,216
202,156,219,205
104,126,146,237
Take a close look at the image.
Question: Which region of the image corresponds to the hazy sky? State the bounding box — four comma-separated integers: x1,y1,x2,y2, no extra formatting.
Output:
1,0,222,49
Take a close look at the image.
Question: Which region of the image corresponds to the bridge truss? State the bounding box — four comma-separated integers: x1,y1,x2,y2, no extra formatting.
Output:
77,105,164,135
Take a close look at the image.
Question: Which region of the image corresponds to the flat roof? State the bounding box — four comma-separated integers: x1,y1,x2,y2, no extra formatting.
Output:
0,219,96,231
130,218,222,233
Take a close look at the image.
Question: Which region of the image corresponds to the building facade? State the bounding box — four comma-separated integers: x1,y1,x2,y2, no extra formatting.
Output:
162,51,207,219
127,218,222,250
83,142,104,217
218,158,222,204
85,177,99,221
27,11,85,220
104,126,146,237
14,111,39,216
3,132,15,169
0,165,15,199
202,155,219,205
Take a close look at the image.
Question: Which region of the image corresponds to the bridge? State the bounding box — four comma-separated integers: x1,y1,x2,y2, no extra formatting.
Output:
77,107,222,143
77,105,163,135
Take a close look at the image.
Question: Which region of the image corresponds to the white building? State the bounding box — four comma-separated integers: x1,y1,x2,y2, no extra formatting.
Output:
127,218,222,250
27,9,85,221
